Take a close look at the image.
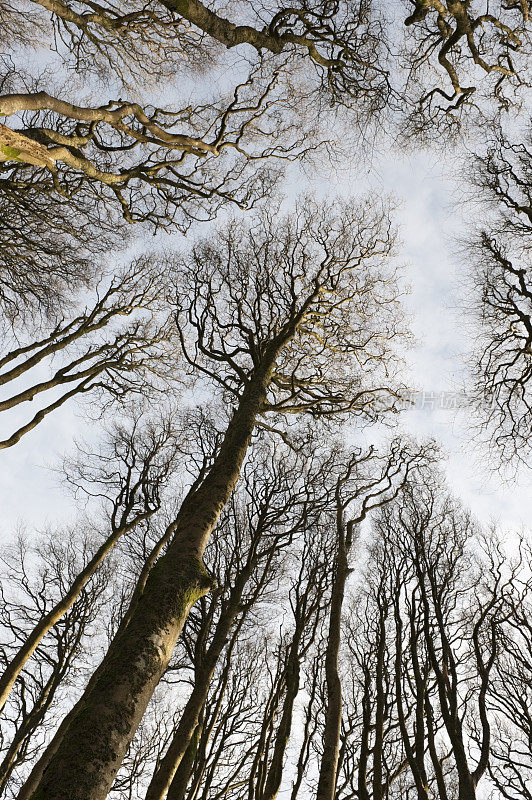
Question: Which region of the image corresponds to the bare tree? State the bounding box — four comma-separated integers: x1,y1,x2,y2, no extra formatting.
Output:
316,438,435,800
0,177,120,323
0,60,318,229
157,439,435,800
178,634,272,800
0,529,112,797
322,469,525,800
250,516,332,800
289,640,324,800
336,538,409,800
2,0,529,236
2,0,392,99
25,196,406,800
0,0,395,234
163,515,332,800
0,257,177,450
12,448,530,800
485,540,532,800
144,436,321,800
0,408,181,714
401,0,531,134
14,411,225,800
468,126,532,463
376,480,509,800
0,0,213,87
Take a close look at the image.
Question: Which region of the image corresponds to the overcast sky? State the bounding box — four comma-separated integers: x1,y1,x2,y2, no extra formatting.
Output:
2,142,532,545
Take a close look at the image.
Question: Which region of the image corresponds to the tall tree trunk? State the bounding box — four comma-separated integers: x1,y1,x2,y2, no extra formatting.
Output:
261,638,302,800
0,636,79,793
166,646,234,800
145,665,216,800
417,562,476,800
371,607,387,800
393,599,429,800
17,522,175,800
315,515,349,800
357,667,372,800
28,373,271,800
165,722,201,800
146,586,246,800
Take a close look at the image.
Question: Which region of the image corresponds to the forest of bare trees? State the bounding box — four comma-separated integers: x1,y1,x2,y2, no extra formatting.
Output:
1,0,532,798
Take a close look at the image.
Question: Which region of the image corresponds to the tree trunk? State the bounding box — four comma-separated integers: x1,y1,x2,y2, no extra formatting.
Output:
165,722,201,800
146,597,244,800
417,563,476,800
27,374,270,800
372,609,387,800
315,517,348,800
16,523,175,800
393,600,429,800
262,638,301,800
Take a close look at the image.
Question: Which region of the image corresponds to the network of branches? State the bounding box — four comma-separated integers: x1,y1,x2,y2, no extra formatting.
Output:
1,1,532,800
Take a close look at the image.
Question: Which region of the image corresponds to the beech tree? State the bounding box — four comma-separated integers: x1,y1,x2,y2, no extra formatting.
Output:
0,0,392,234
468,127,532,461
144,437,324,800
355,478,513,800
0,0,391,326
0,529,112,798
0,257,178,450
13,409,228,800
0,180,119,322
4,442,532,799
1,0,528,209
22,196,405,800
2,0,528,260
172,635,273,800
315,438,436,800
0,409,181,714
2,0,391,99
0,62,314,230
336,537,410,800
486,542,532,800
402,0,531,132
2,0,532,791
250,516,332,800
158,520,331,800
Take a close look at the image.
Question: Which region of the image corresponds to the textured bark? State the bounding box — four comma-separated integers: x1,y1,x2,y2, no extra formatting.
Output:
146,573,252,800
16,524,175,800
29,555,212,800
0,123,56,168
17,695,82,800
156,0,285,53
27,368,272,800
0,629,80,792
